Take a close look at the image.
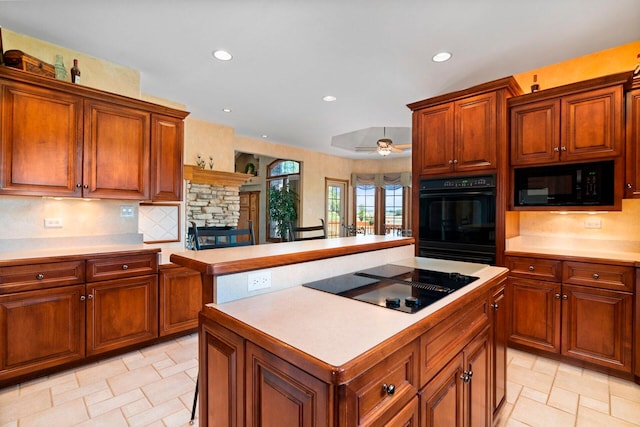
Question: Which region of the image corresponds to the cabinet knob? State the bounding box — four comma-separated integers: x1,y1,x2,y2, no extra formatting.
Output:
88,294,94,300
627,183,633,189
80,295,86,301
122,264,129,270
460,370,473,383
83,184,89,189
553,147,560,152
562,294,568,300
448,160,454,165
453,159,458,164
561,146,567,151
592,273,599,280
382,383,396,395
36,273,45,280
528,265,535,271
491,303,499,310
76,183,82,188
555,293,561,299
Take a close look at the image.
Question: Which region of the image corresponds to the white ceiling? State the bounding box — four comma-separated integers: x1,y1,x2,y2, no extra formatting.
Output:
1,1,639,159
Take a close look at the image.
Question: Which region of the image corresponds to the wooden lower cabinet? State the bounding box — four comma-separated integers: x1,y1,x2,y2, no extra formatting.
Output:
246,341,331,427
198,276,504,427
0,285,85,382
86,275,158,356
159,265,202,336
506,256,634,375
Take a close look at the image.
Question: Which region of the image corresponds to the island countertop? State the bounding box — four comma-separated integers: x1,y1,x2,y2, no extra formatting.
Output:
201,256,508,367
170,235,414,276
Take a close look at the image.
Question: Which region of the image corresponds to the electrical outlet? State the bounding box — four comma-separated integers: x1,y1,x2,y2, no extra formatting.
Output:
44,218,63,228
120,205,135,218
248,271,272,291
584,218,602,229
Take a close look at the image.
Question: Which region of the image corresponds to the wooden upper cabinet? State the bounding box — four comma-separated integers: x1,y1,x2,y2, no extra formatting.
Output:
0,66,188,200
0,80,83,197
509,72,629,166
454,92,497,172
84,99,151,199
151,114,184,201
409,76,521,177
625,81,640,198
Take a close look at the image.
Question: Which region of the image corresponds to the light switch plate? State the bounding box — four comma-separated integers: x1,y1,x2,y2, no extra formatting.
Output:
44,218,63,228
584,218,602,229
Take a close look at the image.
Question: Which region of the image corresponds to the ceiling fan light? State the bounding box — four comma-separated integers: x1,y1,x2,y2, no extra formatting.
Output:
377,146,391,156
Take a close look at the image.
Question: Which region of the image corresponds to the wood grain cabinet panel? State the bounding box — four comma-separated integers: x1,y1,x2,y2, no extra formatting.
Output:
0,80,83,197
490,283,507,417
86,274,158,356
624,82,640,197
150,114,184,201
0,261,85,294
510,99,560,165
83,99,150,199
0,285,85,382
159,266,201,336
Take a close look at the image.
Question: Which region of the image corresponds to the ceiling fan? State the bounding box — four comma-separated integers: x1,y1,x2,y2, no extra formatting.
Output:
354,127,412,156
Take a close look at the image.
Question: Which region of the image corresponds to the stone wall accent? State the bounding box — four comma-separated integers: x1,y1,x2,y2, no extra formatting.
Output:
186,181,241,227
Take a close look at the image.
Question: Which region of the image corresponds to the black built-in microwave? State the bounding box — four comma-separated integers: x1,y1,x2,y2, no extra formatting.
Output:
514,160,614,207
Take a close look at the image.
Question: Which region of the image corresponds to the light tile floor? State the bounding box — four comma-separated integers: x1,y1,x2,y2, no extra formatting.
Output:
1,337,639,426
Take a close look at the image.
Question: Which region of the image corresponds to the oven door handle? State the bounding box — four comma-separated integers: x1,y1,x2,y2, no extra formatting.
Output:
420,191,495,197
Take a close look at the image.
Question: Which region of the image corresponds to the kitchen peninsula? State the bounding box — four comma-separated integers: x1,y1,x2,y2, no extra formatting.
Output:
169,236,509,426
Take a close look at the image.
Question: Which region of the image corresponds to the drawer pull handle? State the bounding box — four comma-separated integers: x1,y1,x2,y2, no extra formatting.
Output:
382,383,396,395
36,273,45,280
592,273,599,280
528,266,535,271
122,264,129,270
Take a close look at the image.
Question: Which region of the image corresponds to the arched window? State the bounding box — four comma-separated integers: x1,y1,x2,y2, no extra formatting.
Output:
267,160,300,241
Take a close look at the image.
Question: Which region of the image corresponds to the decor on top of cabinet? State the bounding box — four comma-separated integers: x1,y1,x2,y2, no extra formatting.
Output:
530,74,540,92
54,55,67,80
633,53,639,78
3,49,55,77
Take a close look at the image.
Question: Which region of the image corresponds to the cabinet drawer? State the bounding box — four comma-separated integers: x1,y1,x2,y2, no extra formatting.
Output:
563,262,633,291
420,296,489,385
505,256,561,282
0,261,85,294
86,254,158,282
342,340,419,426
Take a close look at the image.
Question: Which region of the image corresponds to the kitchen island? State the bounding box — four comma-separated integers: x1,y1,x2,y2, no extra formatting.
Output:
197,255,508,426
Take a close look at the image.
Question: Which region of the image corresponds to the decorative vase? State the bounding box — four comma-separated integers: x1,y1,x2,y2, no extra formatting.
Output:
54,55,67,81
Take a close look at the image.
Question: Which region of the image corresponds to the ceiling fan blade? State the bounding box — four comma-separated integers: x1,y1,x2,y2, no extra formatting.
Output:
390,146,404,153
394,144,412,149
353,146,378,152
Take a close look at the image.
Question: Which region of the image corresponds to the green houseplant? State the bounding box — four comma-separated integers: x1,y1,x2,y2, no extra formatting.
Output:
268,183,298,241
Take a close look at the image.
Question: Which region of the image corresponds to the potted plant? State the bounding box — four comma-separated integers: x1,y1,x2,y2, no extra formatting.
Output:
268,183,298,241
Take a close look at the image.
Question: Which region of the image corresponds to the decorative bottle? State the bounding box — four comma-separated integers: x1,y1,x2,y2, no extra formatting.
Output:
633,53,640,78
71,59,81,84
530,74,539,92
54,55,67,81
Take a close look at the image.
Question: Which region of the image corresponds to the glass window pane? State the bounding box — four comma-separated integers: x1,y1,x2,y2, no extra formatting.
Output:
385,184,403,235
356,184,375,235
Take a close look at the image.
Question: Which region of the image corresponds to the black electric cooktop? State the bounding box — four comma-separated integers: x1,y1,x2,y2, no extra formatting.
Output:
303,264,478,314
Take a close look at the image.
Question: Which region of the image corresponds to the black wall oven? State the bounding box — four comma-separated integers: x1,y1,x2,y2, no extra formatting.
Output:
418,174,496,265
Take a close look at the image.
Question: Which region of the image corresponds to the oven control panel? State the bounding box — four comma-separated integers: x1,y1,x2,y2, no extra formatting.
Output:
420,174,496,191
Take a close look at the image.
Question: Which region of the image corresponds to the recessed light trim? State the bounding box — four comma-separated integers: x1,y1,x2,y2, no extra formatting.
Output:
432,51,452,63
222,108,232,113
261,134,268,139
213,50,233,61
322,95,337,102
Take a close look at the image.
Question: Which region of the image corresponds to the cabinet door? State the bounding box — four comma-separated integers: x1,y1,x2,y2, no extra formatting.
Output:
454,92,497,172
625,87,640,197
413,103,455,176
0,80,83,197
246,341,330,427
561,284,633,373
510,99,561,165
83,99,150,199
562,86,623,161
421,353,464,427
464,328,491,427
86,275,158,355
507,278,561,353
200,320,245,427
159,266,201,336
386,396,419,427
490,285,506,416
150,114,183,201
0,285,85,383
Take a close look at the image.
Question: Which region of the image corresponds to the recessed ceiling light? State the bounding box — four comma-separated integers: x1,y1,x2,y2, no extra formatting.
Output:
261,134,268,138
322,95,337,102
432,51,452,63
222,108,232,113
212,50,233,61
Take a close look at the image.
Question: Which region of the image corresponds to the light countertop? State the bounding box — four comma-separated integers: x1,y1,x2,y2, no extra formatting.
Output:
203,257,507,367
